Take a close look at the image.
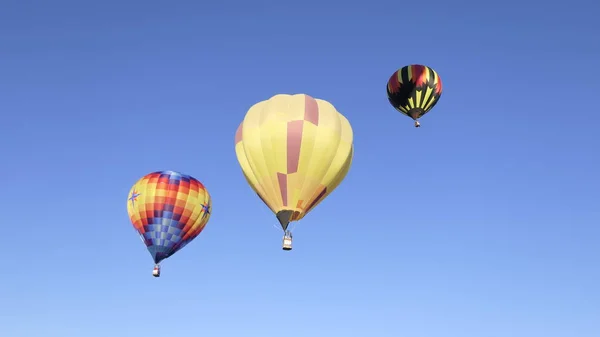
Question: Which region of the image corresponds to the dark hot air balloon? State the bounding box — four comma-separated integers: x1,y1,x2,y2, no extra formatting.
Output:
387,64,443,127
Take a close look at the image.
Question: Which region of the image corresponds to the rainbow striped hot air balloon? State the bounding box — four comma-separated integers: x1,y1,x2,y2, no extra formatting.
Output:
387,64,443,127
127,170,211,277
235,94,353,251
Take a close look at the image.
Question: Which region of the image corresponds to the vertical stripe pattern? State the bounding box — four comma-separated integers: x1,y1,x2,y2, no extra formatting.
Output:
387,64,443,120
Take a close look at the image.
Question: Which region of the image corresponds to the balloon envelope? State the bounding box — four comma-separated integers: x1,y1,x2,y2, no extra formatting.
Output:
127,170,211,264
235,93,353,230
387,64,443,120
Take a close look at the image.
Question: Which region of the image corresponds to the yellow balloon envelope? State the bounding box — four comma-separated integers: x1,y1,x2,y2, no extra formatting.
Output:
235,94,354,234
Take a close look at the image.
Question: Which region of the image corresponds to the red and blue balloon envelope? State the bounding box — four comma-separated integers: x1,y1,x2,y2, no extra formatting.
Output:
127,170,212,277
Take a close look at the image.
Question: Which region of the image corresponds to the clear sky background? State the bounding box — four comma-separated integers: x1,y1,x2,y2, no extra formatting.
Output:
1,1,598,336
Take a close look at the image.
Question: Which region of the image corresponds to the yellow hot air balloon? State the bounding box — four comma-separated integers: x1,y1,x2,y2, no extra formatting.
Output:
235,94,354,250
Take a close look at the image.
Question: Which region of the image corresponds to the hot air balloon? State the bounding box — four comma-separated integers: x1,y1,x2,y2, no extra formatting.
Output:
387,64,443,127
235,94,353,250
127,170,212,277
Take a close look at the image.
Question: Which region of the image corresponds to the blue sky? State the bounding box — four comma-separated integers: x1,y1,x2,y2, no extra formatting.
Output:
1,0,598,336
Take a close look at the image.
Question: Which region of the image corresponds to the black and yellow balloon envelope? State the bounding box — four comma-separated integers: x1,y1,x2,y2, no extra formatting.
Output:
127,170,212,277
387,64,443,127
234,94,354,250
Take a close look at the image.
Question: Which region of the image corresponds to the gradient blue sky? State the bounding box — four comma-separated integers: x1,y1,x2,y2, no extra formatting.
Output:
1,0,598,336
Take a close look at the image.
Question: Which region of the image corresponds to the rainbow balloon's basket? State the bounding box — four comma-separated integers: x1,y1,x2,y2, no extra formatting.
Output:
152,264,161,277
282,231,293,251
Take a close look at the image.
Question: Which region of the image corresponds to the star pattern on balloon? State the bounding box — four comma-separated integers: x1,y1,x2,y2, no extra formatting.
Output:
129,190,141,206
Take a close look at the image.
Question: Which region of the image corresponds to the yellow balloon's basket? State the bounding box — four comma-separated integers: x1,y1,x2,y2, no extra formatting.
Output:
282,231,293,251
